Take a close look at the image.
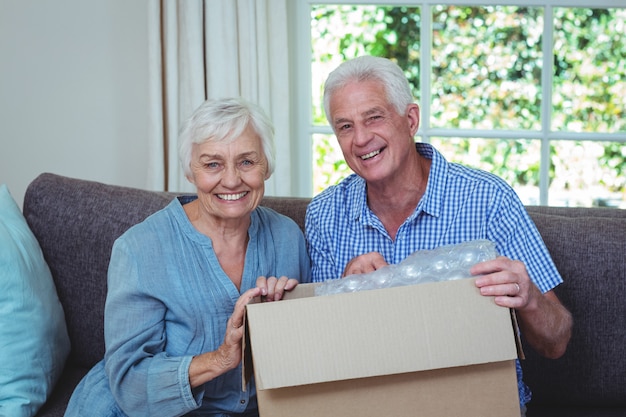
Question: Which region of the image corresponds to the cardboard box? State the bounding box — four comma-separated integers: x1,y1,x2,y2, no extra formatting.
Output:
243,278,521,417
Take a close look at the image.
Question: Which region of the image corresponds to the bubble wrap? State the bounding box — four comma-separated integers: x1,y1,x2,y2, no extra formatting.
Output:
314,239,498,296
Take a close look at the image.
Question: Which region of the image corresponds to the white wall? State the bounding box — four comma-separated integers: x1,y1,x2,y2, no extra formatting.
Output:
0,0,153,208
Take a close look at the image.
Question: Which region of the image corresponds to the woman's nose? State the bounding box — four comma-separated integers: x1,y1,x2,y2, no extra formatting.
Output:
221,164,242,186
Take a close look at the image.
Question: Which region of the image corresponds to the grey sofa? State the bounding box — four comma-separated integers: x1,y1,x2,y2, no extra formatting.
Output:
23,173,626,417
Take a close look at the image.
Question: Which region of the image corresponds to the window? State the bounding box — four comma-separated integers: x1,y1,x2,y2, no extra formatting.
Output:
292,0,626,207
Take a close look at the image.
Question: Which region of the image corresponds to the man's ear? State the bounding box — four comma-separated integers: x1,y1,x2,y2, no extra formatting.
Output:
407,103,420,135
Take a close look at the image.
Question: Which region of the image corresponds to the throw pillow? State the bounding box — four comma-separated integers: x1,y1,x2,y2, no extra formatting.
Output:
0,184,71,417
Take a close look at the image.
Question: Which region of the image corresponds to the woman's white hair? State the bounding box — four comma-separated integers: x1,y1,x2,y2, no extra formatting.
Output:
178,97,276,179
323,56,415,125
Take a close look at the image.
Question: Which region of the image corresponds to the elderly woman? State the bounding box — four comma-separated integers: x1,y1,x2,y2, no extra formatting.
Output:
66,97,311,417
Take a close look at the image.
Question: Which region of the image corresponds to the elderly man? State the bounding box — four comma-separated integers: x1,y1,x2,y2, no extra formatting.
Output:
305,56,572,415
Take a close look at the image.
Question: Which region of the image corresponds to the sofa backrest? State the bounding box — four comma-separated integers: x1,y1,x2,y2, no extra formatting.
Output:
523,206,626,408
22,173,312,369
23,173,626,409
23,173,176,368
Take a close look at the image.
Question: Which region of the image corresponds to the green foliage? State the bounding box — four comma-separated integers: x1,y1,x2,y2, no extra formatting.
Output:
431,6,543,130
600,142,626,191
432,138,540,188
312,134,350,194
552,8,626,132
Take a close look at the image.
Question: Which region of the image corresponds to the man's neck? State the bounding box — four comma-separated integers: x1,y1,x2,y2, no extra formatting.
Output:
366,154,431,240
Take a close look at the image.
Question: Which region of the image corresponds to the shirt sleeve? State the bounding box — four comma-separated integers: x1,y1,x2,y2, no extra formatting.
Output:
486,190,563,293
104,238,202,417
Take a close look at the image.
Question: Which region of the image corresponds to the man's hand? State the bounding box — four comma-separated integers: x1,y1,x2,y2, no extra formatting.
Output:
343,252,388,276
472,256,572,359
472,256,533,309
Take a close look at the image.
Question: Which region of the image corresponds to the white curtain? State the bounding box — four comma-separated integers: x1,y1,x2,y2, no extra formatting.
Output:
147,0,292,195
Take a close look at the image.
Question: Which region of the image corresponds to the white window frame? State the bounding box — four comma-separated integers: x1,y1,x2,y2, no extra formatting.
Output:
289,0,626,204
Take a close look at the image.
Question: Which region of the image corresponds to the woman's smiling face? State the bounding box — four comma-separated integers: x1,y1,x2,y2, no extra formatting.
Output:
188,124,269,224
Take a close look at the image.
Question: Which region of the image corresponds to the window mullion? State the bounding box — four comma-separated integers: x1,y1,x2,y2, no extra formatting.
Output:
540,5,555,206
294,0,313,197
420,2,432,144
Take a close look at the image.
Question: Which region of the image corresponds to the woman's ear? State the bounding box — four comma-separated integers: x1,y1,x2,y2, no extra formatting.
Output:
262,156,271,180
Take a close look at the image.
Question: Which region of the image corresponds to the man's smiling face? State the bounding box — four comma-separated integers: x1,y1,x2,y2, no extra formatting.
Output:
329,79,420,186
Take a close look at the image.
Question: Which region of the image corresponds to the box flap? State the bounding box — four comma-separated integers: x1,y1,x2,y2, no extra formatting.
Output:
255,361,520,417
245,278,518,390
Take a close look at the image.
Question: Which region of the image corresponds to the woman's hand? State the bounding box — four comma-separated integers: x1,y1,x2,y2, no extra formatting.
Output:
256,276,299,302
188,287,260,388
188,277,300,387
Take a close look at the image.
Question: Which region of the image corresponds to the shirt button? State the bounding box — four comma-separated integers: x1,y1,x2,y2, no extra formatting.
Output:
240,400,246,404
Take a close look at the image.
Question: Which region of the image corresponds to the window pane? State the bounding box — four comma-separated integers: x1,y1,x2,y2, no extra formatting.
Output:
311,5,421,125
549,141,626,207
552,8,626,133
312,133,350,194
428,137,541,204
308,4,625,206
431,6,543,130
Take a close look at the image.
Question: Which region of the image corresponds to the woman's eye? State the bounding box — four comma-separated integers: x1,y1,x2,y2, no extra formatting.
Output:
205,162,219,169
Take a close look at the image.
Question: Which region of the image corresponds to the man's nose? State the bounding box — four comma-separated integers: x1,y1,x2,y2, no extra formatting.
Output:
353,125,372,145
